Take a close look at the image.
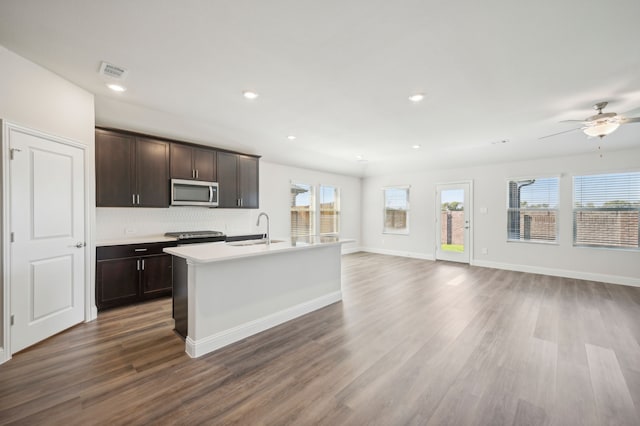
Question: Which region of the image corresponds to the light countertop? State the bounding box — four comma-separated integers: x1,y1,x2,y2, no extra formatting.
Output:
164,237,354,264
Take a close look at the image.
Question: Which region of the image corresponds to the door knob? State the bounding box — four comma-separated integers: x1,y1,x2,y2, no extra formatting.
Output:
74,242,86,248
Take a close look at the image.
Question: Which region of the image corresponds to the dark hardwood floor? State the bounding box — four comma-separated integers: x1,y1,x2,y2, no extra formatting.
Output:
1,253,639,425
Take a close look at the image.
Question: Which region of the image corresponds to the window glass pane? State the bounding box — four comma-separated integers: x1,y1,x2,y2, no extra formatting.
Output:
320,185,339,235
440,189,465,252
507,177,558,242
384,187,409,234
573,172,640,249
290,183,315,237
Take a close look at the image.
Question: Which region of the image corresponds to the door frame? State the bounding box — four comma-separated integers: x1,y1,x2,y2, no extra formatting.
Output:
1,121,94,363
435,180,473,263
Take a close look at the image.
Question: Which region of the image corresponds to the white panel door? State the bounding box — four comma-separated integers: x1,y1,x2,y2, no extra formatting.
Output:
435,182,472,263
9,126,85,353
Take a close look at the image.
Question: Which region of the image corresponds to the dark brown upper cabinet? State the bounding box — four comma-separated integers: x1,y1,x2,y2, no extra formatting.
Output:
96,129,170,207
170,143,216,182
217,152,259,208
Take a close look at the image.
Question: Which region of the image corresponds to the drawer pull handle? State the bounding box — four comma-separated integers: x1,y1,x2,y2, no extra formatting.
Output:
134,248,148,252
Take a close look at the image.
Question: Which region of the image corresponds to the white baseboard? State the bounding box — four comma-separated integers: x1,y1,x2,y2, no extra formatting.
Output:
342,246,362,255
186,291,343,358
471,259,640,288
357,249,638,288
0,348,8,365
361,247,435,261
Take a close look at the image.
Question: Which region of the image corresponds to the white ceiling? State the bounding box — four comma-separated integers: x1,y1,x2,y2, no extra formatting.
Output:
1,0,639,177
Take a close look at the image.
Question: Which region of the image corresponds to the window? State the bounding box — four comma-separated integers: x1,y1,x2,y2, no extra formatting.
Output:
507,177,559,243
383,187,409,234
573,172,640,249
290,183,315,237
319,185,340,235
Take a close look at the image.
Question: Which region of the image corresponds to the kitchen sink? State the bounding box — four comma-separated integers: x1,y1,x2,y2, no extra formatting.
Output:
226,239,285,247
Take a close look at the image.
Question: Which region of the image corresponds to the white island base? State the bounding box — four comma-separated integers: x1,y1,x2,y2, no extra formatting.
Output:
165,240,346,358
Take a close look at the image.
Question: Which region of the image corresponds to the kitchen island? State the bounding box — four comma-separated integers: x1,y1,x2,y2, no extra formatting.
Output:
164,237,351,358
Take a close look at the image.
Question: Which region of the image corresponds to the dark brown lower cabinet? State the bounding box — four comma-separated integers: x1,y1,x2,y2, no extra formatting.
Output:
141,254,173,298
172,256,188,338
96,242,174,311
96,257,140,309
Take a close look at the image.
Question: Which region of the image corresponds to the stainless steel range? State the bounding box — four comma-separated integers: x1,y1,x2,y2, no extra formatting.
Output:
165,230,226,244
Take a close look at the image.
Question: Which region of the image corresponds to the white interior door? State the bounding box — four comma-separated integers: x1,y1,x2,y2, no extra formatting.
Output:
9,126,85,353
436,182,472,263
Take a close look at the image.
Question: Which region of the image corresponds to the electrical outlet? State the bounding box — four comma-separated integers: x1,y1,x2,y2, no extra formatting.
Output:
481,247,488,255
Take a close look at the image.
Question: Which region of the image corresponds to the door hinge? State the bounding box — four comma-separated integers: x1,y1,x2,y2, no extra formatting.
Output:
10,232,14,242
10,315,14,326
10,148,22,160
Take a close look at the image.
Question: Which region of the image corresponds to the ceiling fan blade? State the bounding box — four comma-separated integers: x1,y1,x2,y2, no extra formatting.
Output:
622,106,640,117
620,117,640,124
538,127,583,140
558,119,585,123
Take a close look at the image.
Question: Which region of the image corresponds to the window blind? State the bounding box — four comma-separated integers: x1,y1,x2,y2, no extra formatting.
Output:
384,187,409,234
319,185,340,235
290,183,315,237
573,172,640,249
507,177,559,242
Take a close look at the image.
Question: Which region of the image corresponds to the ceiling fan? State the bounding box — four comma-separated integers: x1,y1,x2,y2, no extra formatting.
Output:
540,101,640,139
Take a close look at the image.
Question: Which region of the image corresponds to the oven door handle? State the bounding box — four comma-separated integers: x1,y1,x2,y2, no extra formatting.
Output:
209,186,213,203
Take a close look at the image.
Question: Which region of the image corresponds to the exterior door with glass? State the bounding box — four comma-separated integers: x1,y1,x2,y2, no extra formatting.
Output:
436,182,472,263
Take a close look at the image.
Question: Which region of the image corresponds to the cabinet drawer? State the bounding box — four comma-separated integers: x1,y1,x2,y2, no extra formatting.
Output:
97,241,177,260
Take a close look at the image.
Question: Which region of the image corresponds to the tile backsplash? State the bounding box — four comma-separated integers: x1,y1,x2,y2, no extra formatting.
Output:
96,207,255,241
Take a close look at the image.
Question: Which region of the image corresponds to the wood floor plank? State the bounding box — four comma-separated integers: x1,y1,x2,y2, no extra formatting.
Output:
0,252,639,425
586,343,638,426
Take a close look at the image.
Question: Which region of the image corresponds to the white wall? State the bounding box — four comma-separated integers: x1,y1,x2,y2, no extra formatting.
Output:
0,45,95,356
96,160,362,251
362,147,640,286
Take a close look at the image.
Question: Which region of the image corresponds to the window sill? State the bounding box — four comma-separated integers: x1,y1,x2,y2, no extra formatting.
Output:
506,239,559,246
573,244,639,252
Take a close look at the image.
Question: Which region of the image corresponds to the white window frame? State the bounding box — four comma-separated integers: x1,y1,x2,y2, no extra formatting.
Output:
383,186,410,235
319,184,340,236
506,176,560,244
290,182,315,237
573,171,640,250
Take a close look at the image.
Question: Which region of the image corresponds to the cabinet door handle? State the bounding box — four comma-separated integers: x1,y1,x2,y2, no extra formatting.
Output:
137,259,140,271
132,194,136,205
134,248,148,252
141,259,145,270
192,169,195,179
196,169,199,179
137,194,140,204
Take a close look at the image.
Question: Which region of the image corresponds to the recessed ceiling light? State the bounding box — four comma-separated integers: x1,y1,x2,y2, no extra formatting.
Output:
106,83,126,92
243,90,259,100
287,135,296,140
491,139,509,145
408,93,424,103
412,144,421,149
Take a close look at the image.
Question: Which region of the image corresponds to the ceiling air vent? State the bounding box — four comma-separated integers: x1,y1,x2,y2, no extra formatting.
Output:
99,61,128,80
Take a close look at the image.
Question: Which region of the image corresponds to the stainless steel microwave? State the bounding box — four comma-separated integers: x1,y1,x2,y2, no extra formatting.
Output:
171,179,219,207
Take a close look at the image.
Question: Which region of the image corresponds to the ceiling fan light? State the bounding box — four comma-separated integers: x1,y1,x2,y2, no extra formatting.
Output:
583,122,620,137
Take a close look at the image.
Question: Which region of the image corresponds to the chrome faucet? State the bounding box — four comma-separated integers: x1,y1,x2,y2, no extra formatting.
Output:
256,212,270,245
